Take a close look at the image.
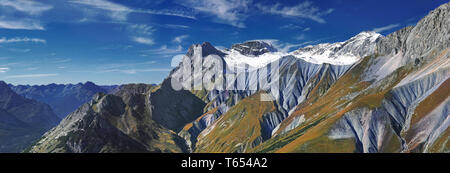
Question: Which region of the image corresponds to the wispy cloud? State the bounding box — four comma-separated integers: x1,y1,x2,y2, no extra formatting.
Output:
0,37,46,44
295,34,306,40
5,73,58,79
256,1,334,24
280,24,304,30
7,48,31,53
280,24,311,32
144,45,184,54
127,24,155,35
0,0,51,30
70,0,131,21
173,35,189,43
372,24,401,33
177,0,250,28
132,37,154,45
164,24,190,29
53,58,72,63
0,0,53,15
0,18,45,30
143,9,196,20
0,67,9,73
71,0,196,21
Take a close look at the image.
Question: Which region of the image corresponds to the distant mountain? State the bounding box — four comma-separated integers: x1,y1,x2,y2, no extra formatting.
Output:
27,81,205,153
0,81,60,152
9,82,110,119
28,2,449,153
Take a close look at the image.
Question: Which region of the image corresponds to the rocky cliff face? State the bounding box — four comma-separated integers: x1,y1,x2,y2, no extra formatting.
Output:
0,81,60,152
27,80,206,153
230,40,278,56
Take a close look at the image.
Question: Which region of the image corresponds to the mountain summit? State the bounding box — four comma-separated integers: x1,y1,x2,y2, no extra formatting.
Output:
231,40,278,56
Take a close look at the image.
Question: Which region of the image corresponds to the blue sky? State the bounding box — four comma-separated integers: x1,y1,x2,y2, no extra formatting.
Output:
0,0,447,85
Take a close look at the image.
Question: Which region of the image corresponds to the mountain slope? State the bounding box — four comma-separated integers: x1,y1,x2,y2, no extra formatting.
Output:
252,2,449,153
0,81,60,152
27,80,205,153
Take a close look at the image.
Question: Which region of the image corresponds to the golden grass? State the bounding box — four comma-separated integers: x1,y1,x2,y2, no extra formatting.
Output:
194,92,276,153
411,78,449,125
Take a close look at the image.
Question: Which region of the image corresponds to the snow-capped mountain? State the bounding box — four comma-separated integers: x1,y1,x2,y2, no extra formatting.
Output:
292,32,381,65
221,31,381,68
27,2,449,153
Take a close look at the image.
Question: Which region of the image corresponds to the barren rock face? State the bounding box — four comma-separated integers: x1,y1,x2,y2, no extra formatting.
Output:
231,40,277,56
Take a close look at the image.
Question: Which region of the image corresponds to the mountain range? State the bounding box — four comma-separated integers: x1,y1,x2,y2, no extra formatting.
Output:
0,81,60,152
15,2,450,153
9,82,116,119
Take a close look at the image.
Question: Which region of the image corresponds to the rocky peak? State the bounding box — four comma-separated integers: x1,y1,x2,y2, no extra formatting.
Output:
377,2,449,60
187,42,226,58
231,40,278,56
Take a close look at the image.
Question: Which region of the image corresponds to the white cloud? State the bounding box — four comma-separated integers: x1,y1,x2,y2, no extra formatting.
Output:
143,9,196,20
177,0,251,28
164,24,190,29
280,24,311,32
280,24,303,30
133,37,154,45
71,0,130,21
127,24,155,35
0,1,51,30
256,1,334,23
0,67,9,73
0,37,46,44
173,35,189,43
0,18,45,30
5,73,58,79
144,45,184,54
295,34,306,40
372,24,400,33
71,0,195,21
0,0,53,15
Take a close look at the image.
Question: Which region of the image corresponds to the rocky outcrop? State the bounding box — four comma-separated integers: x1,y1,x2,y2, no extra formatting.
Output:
27,84,191,153
230,40,277,56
